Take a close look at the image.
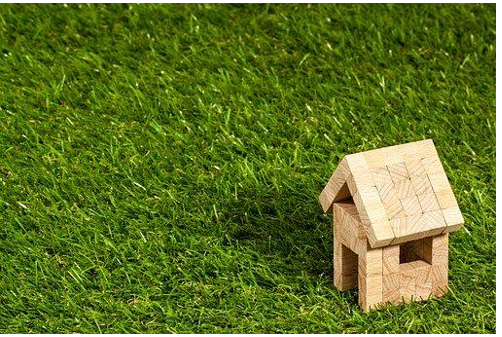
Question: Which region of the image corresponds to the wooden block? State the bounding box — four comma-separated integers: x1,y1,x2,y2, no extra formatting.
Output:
319,185,336,213
334,202,365,237
442,206,464,232
421,211,446,238
424,233,448,265
320,182,350,214
394,211,445,244
334,201,354,220
422,236,433,264
382,274,400,304
337,232,361,259
400,195,422,216
347,171,374,197
346,173,357,197
367,219,395,248
334,239,359,291
333,213,359,255
364,148,386,169
415,283,432,301
341,245,359,290
411,175,434,196
345,153,374,191
423,209,447,227
421,156,444,175
353,186,387,226
338,223,366,257
427,171,451,195
405,213,426,236
418,193,440,212
431,263,448,297
359,248,383,277
390,217,410,244
382,146,404,166
334,270,342,290
409,210,446,238
358,276,366,308
378,182,398,202
382,245,400,275
443,223,463,234
395,178,414,199
370,167,393,188
399,145,422,161
343,202,360,217
415,262,433,301
383,202,406,221
435,188,458,209
405,158,427,177
387,162,410,182
341,246,358,276
334,203,367,249
411,260,430,269
336,221,357,256
333,238,343,289
398,139,437,161
417,139,438,158
319,157,351,213
334,205,345,232
359,274,383,311
399,262,417,303
379,184,405,219
358,250,385,309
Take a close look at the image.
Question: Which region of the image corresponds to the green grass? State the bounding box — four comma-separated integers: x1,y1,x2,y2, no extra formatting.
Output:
0,3,495,333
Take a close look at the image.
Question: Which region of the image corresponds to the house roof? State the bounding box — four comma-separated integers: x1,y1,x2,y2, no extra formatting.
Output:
319,139,464,248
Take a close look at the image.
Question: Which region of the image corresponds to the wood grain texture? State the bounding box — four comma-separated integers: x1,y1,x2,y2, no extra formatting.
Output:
319,157,351,213
382,273,401,304
382,146,405,166
334,202,367,256
333,238,359,291
415,263,433,301
428,171,451,194
395,178,414,199
418,193,441,212
431,263,449,297
387,162,410,183
398,139,437,161
425,233,448,265
422,156,444,175
405,158,426,177
442,206,464,232
411,175,434,195
370,167,393,188
399,262,417,303
382,245,400,275
400,195,422,216
435,188,458,209
364,148,386,169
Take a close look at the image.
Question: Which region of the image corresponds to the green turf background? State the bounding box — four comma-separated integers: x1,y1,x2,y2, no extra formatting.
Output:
0,3,495,333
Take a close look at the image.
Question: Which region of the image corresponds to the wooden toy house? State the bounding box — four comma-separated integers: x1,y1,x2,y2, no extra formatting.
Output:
319,139,464,310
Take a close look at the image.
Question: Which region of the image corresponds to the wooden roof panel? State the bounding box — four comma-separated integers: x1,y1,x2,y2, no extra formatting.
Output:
319,139,463,247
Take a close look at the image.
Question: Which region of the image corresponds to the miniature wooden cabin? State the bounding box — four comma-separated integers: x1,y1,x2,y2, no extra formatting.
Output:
319,139,464,310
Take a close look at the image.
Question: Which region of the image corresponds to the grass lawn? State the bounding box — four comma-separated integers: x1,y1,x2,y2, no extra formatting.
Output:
0,3,495,333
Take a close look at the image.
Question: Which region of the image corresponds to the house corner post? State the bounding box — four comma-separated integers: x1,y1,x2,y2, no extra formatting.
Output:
358,247,384,311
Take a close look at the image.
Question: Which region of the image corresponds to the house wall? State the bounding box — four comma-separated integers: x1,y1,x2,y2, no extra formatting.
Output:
333,202,450,310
